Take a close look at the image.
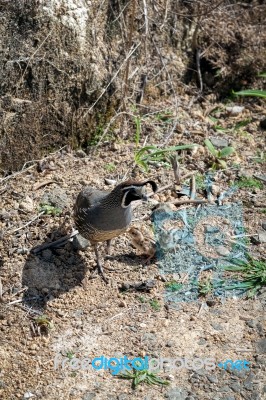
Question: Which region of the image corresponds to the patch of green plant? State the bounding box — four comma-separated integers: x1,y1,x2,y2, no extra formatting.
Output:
253,151,266,164
204,139,235,170
165,280,183,292
134,144,196,172
233,89,266,98
134,115,142,146
197,278,214,296
195,173,205,189
236,177,263,190
222,255,266,297
138,295,146,303
104,162,116,172
34,314,54,334
66,351,75,360
155,110,174,123
149,299,161,311
258,72,266,78
38,203,62,216
261,209,266,214
119,362,170,389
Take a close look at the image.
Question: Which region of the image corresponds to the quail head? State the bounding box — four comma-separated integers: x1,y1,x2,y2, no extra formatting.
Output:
74,180,157,282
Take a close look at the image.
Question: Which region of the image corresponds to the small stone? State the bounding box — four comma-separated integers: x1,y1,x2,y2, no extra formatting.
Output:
226,106,245,115
19,196,34,212
23,392,35,399
210,137,229,148
165,341,174,347
118,301,126,307
211,322,223,331
165,387,188,400
82,393,96,400
230,383,241,393
256,338,266,354
75,149,87,158
258,231,266,243
246,320,256,328
117,395,128,400
207,375,218,383
72,234,90,250
205,226,219,234
218,386,231,392
216,245,231,256
41,188,69,209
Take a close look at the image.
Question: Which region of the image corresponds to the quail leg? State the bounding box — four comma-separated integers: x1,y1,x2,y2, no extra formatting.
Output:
93,244,108,283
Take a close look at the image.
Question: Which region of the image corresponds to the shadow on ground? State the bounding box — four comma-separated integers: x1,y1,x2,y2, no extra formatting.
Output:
22,228,87,310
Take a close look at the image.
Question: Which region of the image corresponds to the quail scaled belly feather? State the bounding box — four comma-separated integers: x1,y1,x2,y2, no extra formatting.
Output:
74,180,158,282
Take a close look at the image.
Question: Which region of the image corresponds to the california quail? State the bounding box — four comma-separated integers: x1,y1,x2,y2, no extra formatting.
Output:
74,180,157,282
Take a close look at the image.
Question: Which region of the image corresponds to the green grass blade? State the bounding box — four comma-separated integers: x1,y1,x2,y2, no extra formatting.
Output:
204,139,218,157
233,89,266,98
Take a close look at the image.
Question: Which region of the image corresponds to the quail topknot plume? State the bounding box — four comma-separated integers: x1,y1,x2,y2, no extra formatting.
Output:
74,180,158,282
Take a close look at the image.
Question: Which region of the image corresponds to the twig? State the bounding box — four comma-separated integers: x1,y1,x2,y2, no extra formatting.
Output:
31,230,79,254
0,278,4,303
190,175,196,200
253,175,266,183
170,199,208,206
182,172,196,181
32,180,57,190
6,298,24,306
8,212,45,234
82,42,140,119
170,155,181,185
147,183,173,198
123,0,136,108
195,48,203,94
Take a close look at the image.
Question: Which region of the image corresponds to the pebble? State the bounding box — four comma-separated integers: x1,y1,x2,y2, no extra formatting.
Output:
210,137,229,148
230,383,241,393
75,149,87,158
72,234,90,250
118,301,126,307
41,188,69,209
19,196,34,212
218,385,231,392
226,106,245,115
82,393,96,400
258,231,266,243
246,319,256,328
165,387,188,400
256,338,266,353
211,322,223,331
216,245,231,256
207,375,218,383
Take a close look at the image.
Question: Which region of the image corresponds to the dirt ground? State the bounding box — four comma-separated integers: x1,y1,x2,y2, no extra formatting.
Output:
0,96,265,400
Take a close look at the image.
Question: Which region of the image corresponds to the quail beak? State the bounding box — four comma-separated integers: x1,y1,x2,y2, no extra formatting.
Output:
141,194,148,201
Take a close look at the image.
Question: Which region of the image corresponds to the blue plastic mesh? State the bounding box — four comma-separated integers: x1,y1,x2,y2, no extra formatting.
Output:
153,202,248,302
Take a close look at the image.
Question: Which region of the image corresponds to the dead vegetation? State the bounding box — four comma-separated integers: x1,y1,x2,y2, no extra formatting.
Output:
1,0,266,174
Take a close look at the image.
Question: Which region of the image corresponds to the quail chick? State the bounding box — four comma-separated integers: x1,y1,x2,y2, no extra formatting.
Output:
128,227,156,263
74,180,157,282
